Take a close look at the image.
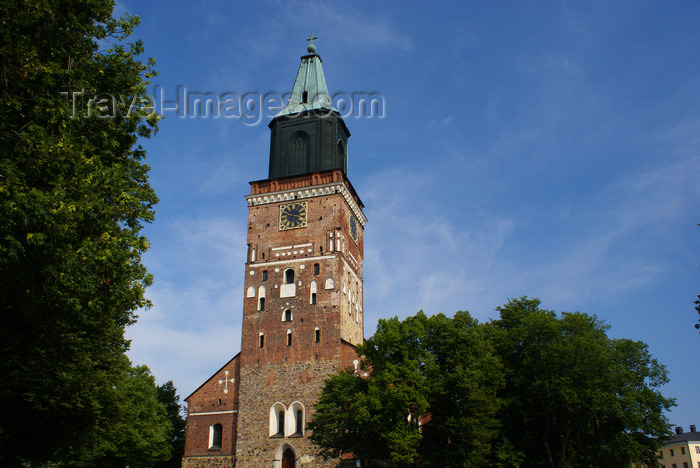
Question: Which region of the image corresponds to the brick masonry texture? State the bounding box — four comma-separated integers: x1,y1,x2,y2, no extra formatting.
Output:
184,170,365,467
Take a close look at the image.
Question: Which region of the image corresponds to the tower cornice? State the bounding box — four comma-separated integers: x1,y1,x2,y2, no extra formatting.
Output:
247,169,367,226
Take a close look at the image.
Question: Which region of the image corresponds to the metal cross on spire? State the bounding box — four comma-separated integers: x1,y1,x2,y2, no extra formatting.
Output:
306,33,318,54
218,370,235,394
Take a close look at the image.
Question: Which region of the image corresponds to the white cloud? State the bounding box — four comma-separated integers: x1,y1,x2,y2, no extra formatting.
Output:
127,215,246,395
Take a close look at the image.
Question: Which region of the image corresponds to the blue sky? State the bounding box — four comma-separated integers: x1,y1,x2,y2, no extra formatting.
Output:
119,1,700,427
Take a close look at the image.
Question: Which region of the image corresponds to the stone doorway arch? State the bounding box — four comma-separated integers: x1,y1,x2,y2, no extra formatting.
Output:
273,442,298,468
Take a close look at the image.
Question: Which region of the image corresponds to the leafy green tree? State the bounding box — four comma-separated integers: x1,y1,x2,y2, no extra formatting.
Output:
311,311,504,466
65,359,173,467
308,370,387,468
491,297,674,468
420,311,504,467
155,381,187,468
0,0,163,465
357,313,432,464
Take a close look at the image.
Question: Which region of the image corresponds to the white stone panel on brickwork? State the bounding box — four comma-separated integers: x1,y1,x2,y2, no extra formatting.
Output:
280,283,296,298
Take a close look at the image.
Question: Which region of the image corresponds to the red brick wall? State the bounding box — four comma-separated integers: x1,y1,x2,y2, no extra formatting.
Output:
184,355,240,456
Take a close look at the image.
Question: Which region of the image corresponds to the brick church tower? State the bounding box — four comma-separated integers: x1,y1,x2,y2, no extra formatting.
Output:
182,38,366,468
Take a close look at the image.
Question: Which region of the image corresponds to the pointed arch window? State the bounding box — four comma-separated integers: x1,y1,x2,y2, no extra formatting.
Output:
283,309,292,322
269,403,286,437
289,402,305,437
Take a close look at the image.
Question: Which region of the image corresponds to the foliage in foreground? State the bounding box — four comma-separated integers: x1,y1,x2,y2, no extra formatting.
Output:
310,298,675,468
0,0,169,465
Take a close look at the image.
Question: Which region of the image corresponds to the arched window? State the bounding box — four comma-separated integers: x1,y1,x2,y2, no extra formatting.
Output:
289,402,305,436
209,423,222,449
296,410,303,434
259,332,265,348
283,309,292,322
310,280,317,305
287,132,310,174
285,269,294,284
302,90,309,103
278,410,285,435
269,403,286,437
314,327,320,343
258,286,266,311
287,329,292,346
337,140,345,159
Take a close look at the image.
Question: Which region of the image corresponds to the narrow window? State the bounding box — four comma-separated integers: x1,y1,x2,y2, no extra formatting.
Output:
262,270,268,281
682,447,686,455
258,285,266,311
283,309,292,322
287,330,292,346
337,140,345,160
285,269,294,284
278,410,285,436
296,409,303,435
302,90,308,103
314,328,320,343
313,263,320,275
217,399,222,406
259,332,265,348
209,423,223,449
310,280,317,305
671,449,675,456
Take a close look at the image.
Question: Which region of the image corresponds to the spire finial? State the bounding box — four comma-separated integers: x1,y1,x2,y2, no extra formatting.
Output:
306,33,318,54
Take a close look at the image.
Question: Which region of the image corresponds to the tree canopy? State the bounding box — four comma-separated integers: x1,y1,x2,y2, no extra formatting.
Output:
310,299,675,467
310,311,504,466
0,0,168,465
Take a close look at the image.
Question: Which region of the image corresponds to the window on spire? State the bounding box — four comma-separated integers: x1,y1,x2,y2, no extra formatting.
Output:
302,91,309,103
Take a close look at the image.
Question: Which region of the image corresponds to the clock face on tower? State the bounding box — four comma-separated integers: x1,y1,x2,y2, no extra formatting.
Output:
279,201,308,230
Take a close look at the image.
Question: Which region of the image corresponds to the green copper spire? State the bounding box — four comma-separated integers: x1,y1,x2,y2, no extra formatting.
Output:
267,36,350,179
276,35,334,116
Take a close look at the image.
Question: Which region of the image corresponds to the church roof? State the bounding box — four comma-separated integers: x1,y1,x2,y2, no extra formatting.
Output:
276,35,335,116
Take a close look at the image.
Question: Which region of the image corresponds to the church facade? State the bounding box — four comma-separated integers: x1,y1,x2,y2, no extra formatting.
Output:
182,39,366,468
